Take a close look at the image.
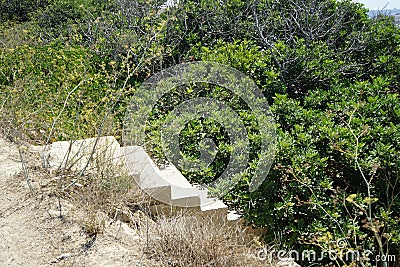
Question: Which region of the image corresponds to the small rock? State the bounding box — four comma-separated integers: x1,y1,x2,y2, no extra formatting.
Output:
49,253,73,264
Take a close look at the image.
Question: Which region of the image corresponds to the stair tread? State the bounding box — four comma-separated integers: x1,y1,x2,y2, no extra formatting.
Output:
44,138,238,218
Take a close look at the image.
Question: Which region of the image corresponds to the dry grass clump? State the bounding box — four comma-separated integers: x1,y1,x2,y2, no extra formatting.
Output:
146,213,263,267
45,140,153,237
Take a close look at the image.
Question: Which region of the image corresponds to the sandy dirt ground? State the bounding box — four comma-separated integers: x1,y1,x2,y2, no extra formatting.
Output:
0,137,157,266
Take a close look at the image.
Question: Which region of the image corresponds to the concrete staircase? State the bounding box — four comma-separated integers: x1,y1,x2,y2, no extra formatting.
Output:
42,136,240,222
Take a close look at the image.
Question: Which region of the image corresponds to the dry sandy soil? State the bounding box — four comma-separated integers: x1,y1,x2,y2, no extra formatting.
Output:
0,137,158,266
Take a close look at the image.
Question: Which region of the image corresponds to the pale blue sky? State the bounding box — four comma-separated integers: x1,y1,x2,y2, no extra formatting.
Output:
355,0,400,10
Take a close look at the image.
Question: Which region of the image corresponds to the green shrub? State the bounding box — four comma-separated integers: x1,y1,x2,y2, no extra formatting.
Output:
232,78,399,265
0,0,49,22
141,36,400,265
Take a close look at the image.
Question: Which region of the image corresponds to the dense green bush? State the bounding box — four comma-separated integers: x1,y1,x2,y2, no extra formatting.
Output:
147,38,400,265
242,79,399,264
0,0,49,22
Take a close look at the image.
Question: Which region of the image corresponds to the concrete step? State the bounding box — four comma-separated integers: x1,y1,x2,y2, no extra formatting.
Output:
43,137,240,223
124,146,170,189
170,186,201,206
227,210,242,222
43,136,122,171
159,164,193,188
143,185,172,205
124,146,203,207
